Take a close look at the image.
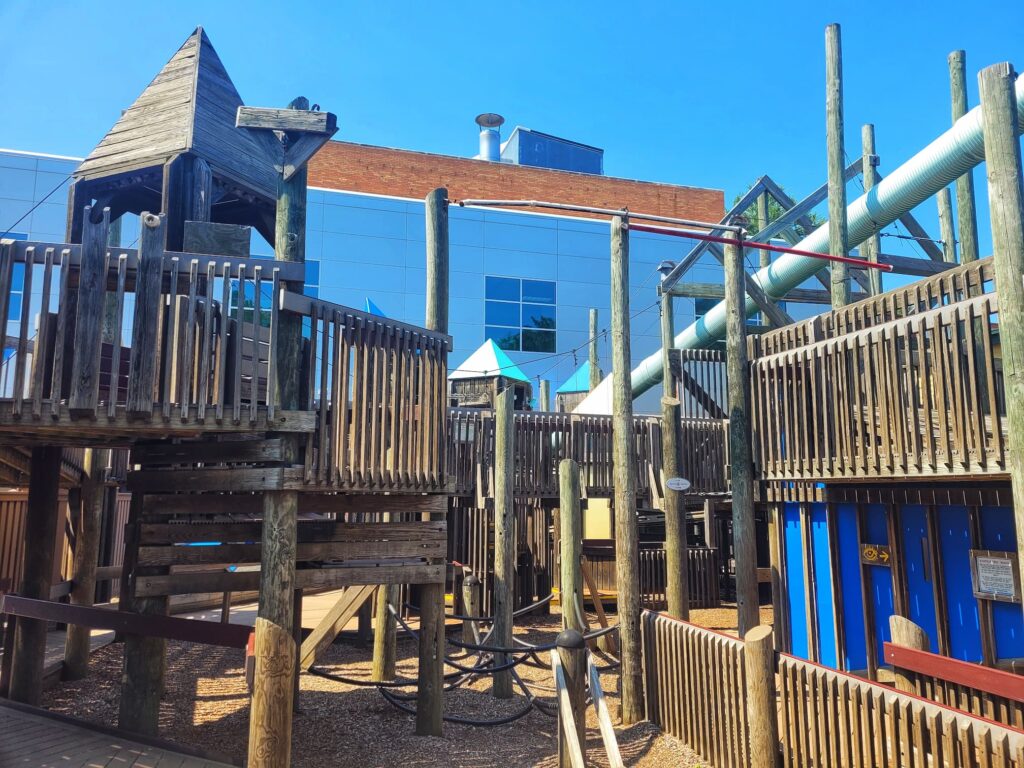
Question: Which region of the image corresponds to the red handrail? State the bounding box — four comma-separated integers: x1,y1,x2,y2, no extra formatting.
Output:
884,641,1024,704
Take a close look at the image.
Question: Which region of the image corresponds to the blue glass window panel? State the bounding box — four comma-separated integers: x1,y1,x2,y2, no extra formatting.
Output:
522,303,556,329
484,221,557,254
306,260,320,285
486,276,519,302
303,285,319,298
485,301,519,327
522,279,555,304
1,232,26,242
7,293,20,321
486,327,520,351
0,168,36,199
522,329,555,353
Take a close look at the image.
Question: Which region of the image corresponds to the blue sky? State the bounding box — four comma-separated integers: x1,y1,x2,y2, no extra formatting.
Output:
1,0,1021,258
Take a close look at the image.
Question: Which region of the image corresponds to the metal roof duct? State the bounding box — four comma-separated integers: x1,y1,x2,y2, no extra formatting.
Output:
575,71,1024,414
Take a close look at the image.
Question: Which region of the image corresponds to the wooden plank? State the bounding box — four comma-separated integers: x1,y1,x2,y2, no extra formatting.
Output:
297,584,375,670
183,221,251,259
127,214,166,415
0,595,249,648
137,537,446,566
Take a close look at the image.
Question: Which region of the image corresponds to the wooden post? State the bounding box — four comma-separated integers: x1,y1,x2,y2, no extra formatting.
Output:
560,459,583,634
162,154,213,252
725,234,759,637
861,124,883,296
63,448,108,680
69,207,110,414
661,291,689,620
756,193,773,326
292,589,303,712
539,379,550,411
979,62,1024,624
950,50,980,264
556,629,586,768
889,615,929,693
491,386,515,699
356,598,372,647
414,186,449,736
248,97,310,768
371,585,398,682
8,447,62,705
461,575,482,643
937,187,958,263
704,498,717,550
611,215,643,724
744,625,780,768
588,309,601,392
825,23,849,307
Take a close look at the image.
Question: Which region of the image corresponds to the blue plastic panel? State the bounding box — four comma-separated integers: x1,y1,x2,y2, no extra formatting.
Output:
980,506,1024,661
836,503,867,672
936,505,982,661
810,504,838,667
783,502,809,659
864,504,895,666
901,505,940,653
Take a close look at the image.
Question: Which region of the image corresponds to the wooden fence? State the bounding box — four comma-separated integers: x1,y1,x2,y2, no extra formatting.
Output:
641,611,749,768
641,609,1024,768
750,257,1005,481
585,543,719,609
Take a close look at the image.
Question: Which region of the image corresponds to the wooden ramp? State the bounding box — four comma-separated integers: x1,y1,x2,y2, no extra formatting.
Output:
0,702,236,767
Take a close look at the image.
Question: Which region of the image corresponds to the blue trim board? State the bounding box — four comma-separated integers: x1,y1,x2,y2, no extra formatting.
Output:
901,505,940,654
783,502,809,660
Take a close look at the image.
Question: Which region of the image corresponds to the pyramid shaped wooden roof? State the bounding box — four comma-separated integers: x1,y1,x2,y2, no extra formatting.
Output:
76,27,278,200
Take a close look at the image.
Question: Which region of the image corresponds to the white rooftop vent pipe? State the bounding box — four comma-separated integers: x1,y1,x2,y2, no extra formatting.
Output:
575,71,1024,414
475,113,504,161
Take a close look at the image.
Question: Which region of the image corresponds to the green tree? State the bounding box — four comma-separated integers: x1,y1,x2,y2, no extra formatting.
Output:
732,185,823,238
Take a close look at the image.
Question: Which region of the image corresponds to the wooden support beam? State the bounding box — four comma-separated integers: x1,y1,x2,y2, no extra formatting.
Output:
937,187,958,263
63,448,107,680
425,188,449,334
69,207,109,415
126,214,165,416
861,124,883,295
979,62,1024,626
756,193,773,326
162,155,212,252
556,629,587,768
889,615,930,693
661,293,689,620
951,50,981,263
560,459,584,636
119,593,169,735
491,386,515,699
725,235,758,637
826,23,850,308
588,309,601,391
183,221,251,258
8,447,62,705
372,583,399,681
611,216,642,724
699,242,796,327
248,619,295,762
298,585,376,670
540,379,550,411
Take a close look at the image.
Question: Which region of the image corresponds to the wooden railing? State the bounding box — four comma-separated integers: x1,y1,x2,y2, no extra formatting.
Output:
641,611,750,768
641,609,1024,768
285,293,450,492
0,213,310,437
885,640,1024,729
585,543,720,609
750,258,1005,481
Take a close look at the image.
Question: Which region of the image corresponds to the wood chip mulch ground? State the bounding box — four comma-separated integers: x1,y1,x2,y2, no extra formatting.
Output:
40,605,766,767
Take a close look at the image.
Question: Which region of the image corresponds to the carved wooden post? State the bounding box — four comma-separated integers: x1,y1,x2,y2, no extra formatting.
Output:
237,98,337,768
826,23,850,308
611,215,643,723
8,447,62,705
979,62,1024,623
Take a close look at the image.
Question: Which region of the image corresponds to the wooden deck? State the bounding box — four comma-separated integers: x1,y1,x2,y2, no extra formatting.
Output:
0,702,235,767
